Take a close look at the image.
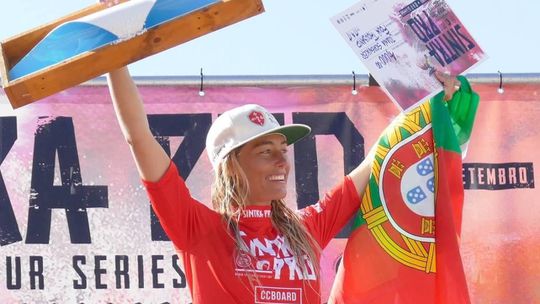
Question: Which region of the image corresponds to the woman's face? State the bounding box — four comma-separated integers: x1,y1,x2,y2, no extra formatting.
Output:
237,133,290,206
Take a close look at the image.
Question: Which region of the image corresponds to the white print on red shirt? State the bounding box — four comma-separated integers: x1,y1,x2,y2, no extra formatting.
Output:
254,286,302,304
242,209,272,218
234,232,316,281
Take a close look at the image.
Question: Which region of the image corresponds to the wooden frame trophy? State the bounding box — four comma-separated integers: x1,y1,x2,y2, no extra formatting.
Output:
0,0,264,109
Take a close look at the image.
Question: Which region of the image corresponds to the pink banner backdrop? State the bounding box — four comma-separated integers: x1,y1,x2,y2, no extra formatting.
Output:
0,80,538,303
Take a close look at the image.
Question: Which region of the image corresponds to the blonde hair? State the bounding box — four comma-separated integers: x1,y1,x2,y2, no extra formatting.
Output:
211,149,321,280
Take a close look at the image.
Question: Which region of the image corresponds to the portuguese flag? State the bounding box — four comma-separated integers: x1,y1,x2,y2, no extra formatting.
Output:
329,76,479,303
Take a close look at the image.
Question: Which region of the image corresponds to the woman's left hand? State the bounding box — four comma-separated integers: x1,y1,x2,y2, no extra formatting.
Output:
435,71,461,101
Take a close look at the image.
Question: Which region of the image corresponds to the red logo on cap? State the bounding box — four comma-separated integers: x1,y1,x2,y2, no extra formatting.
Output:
249,111,265,126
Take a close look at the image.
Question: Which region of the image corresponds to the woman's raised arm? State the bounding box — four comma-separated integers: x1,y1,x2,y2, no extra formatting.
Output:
107,67,170,182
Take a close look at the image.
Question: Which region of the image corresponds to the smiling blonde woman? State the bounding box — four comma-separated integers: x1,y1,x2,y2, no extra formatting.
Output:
106,66,458,304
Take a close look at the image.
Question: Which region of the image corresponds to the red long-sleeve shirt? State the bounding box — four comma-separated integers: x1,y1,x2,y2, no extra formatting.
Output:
143,162,360,304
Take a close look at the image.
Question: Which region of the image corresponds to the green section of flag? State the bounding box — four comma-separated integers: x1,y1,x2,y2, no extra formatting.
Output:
431,76,480,153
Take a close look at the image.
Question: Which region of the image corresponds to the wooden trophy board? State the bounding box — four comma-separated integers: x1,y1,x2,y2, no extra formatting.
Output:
0,0,264,108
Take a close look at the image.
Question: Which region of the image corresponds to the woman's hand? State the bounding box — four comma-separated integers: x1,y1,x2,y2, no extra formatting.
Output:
435,71,461,101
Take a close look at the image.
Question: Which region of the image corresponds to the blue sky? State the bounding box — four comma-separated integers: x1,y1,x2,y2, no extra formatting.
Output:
1,0,538,76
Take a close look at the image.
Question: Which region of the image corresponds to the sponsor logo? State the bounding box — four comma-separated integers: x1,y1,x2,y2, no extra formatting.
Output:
249,111,265,126
242,209,272,218
234,233,316,281
255,286,302,304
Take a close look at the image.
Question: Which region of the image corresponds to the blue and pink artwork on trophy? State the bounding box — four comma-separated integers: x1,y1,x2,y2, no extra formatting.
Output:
9,0,219,80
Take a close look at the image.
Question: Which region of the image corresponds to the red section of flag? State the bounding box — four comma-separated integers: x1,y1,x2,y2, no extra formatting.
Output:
329,91,475,303
330,225,437,303
329,148,470,304
433,147,470,303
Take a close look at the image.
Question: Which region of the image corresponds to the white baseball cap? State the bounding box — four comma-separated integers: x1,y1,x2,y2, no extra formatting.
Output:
206,104,311,169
